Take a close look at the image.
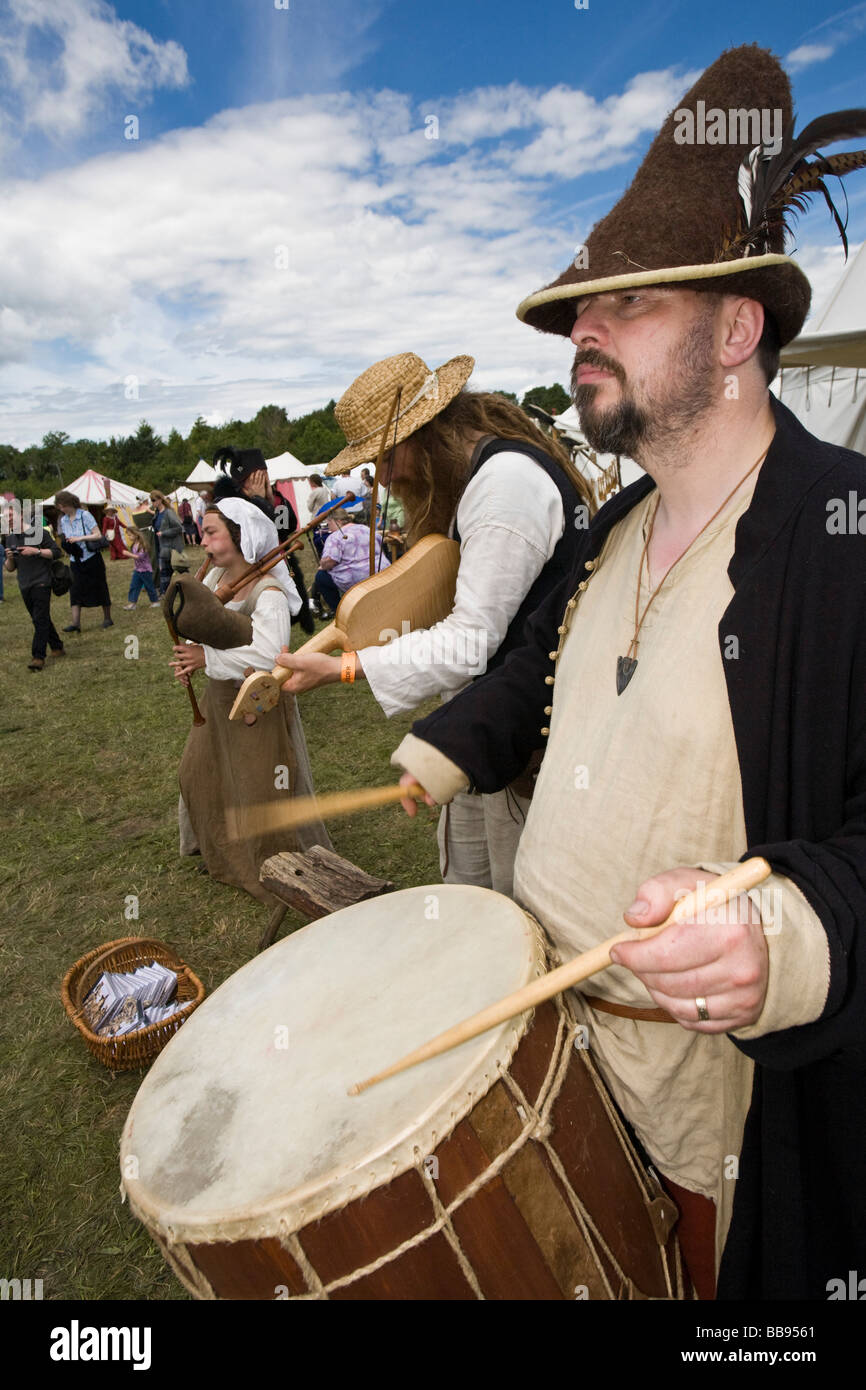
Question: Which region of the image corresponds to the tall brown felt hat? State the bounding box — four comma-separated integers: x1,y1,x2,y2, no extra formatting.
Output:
517,45,866,346
326,352,475,475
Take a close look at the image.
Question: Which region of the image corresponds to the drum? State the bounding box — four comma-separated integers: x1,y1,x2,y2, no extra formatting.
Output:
121,886,685,1300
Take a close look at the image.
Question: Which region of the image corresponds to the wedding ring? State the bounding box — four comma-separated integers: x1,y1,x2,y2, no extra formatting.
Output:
695,996,710,1022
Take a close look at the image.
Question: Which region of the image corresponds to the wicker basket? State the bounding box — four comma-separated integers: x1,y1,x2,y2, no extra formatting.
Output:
61,936,206,1072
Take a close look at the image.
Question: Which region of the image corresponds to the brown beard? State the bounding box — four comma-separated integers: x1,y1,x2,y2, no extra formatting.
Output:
571,307,718,458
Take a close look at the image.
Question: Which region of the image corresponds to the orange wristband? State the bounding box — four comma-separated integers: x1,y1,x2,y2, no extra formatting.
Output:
341,651,357,684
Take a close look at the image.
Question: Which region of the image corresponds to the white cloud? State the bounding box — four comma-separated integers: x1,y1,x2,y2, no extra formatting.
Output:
0,0,188,145
786,44,835,72
787,3,866,70
0,66,860,449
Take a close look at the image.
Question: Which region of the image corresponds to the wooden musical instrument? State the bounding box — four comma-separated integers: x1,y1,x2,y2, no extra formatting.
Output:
211,500,343,602
227,533,460,721
163,603,206,726
121,885,685,1300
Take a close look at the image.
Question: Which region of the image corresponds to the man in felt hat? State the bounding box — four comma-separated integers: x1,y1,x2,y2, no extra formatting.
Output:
276,351,594,897
390,45,866,1299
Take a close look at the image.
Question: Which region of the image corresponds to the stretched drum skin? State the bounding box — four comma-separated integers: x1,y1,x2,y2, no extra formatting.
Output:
120,886,685,1300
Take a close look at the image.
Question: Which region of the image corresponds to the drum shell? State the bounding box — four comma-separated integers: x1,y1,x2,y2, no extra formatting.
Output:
138,997,683,1301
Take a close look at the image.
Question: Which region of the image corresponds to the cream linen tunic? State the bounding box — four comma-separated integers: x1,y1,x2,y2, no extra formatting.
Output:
392,479,832,1268
512,484,825,1265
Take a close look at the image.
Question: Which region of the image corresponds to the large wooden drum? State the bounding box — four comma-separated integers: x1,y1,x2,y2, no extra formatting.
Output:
121,886,685,1299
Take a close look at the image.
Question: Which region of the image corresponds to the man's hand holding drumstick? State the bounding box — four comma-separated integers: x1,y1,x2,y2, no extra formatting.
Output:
613,867,769,1032
397,773,769,1032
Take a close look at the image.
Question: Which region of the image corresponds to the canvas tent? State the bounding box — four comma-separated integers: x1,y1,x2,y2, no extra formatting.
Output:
186,460,217,484
265,451,373,523
265,450,316,481
43,469,148,508
776,241,866,455
169,485,200,507
550,406,644,505
41,469,148,547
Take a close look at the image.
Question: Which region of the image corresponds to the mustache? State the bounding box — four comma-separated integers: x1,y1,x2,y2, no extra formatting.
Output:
570,349,626,395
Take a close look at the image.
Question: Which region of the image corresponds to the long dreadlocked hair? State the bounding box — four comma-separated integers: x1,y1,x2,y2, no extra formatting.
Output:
394,390,595,542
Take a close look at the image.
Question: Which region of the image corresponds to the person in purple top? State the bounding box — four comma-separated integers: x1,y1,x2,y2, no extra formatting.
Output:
310,509,389,617
121,528,161,608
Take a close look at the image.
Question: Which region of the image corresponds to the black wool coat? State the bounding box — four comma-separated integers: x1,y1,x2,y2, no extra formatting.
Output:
409,395,866,1299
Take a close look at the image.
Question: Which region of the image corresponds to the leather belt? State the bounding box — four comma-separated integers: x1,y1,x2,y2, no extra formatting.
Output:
583,993,677,1024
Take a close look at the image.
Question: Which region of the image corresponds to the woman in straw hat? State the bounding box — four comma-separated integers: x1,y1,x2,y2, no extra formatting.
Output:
277,351,594,896
171,497,331,903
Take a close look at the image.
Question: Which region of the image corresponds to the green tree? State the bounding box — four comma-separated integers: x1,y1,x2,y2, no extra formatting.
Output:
291,416,344,466
521,384,571,415
252,404,290,457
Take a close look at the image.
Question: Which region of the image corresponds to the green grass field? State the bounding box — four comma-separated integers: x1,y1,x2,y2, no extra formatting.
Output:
0,544,440,1299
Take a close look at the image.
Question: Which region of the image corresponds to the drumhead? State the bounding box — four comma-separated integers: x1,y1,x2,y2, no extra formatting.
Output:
121,885,544,1244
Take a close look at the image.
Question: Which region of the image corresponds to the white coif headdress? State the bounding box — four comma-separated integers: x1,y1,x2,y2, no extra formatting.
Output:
216,498,301,614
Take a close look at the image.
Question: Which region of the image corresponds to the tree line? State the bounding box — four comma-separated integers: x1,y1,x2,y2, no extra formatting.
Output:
0,385,570,500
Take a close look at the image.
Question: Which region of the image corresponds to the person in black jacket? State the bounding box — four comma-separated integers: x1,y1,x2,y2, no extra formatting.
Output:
4,523,65,669
212,447,314,634
149,491,185,596
391,46,866,1300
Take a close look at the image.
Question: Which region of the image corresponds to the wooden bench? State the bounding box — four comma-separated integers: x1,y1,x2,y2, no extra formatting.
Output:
258,845,396,952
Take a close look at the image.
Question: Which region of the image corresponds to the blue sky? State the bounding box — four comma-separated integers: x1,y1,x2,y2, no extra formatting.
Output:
1,0,865,448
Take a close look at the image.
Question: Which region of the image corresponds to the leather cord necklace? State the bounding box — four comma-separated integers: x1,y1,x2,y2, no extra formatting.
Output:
616,444,770,695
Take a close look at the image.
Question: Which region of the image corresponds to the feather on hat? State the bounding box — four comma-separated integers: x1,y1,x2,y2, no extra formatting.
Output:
517,45,866,345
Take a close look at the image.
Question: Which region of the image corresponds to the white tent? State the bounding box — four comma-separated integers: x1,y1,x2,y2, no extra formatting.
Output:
186,459,217,483
43,469,148,507
551,404,583,441
776,242,866,455
550,407,644,504
265,449,312,481
169,485,199,507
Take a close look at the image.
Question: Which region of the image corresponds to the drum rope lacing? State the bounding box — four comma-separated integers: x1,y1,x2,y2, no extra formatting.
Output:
284,997,683,1301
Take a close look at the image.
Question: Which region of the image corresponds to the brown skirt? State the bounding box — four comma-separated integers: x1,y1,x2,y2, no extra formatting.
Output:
178,677,332,904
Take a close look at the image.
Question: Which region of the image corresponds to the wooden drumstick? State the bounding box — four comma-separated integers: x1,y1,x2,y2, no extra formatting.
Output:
225,782,427,839
349,856,772,1096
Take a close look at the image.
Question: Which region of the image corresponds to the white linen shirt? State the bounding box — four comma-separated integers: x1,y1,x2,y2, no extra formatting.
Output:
361,451,565,718
198,577,295,683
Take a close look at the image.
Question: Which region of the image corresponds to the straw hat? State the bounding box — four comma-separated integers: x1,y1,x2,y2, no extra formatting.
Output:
517,45,866,346
325,352,474,475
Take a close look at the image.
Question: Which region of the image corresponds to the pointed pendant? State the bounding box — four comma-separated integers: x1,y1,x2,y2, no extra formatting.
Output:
616,655,638,695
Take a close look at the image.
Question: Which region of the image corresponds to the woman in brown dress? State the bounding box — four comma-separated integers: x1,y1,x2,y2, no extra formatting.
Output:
170,498,331,902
